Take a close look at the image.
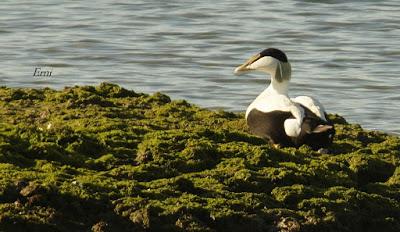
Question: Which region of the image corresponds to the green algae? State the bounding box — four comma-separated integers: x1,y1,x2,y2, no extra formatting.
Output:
0,83,399,232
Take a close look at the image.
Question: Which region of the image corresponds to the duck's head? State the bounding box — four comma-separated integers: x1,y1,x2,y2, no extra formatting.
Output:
234,48,292,82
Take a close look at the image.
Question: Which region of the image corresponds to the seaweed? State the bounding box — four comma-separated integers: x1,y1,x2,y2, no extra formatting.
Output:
0,83,399,232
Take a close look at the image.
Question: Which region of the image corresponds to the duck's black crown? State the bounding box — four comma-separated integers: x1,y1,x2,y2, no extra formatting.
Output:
260,48,288,62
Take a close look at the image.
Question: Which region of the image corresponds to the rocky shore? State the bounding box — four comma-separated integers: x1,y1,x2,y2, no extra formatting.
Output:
0,83,399,231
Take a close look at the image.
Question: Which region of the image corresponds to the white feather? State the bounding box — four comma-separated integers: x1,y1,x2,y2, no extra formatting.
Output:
291,96,327,121
284,118,302,137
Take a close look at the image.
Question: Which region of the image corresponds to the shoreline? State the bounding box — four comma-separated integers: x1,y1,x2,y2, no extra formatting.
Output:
0,83,399,231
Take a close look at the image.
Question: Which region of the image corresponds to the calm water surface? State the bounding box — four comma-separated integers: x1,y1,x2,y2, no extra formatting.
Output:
0,0,399,134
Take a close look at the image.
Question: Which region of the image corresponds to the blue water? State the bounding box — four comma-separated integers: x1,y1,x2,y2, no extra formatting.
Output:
0,0,399,134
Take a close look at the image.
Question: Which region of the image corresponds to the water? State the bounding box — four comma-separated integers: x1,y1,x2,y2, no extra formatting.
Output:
0,0,399,135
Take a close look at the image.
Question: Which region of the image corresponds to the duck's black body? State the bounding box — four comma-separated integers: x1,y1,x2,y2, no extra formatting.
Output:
247,105,335,149
247,109,294,146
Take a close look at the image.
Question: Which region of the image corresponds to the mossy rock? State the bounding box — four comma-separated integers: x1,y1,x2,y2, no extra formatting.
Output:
0,83,399,232
349,154,395,185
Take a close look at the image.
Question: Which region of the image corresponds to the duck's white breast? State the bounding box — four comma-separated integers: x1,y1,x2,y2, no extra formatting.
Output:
246,94,299,118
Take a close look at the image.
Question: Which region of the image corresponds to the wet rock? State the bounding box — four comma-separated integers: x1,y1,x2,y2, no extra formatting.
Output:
19,182,45,197
27,194,46,206
130,208,150,229
91,221,110,232
317,148,329,154
14,199,23,208
14,180,29,191
175,214,212,232
277,217,300,232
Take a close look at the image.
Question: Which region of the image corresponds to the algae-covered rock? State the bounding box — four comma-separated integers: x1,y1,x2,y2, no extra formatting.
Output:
0,83,399,232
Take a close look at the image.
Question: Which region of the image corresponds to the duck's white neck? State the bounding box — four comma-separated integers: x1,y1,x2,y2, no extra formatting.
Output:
245,74,290,119
265,74,289,96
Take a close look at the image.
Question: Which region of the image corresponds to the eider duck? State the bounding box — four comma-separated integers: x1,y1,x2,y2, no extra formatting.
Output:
234,48,334,149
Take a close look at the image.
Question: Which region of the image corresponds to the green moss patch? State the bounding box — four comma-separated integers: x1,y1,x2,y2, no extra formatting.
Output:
0,83,399,231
